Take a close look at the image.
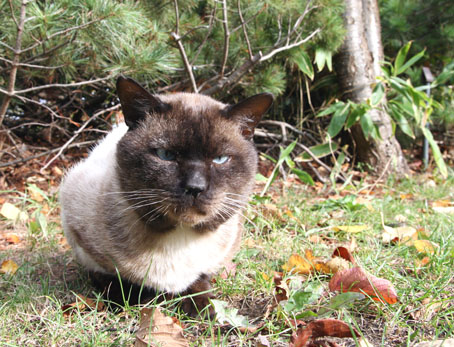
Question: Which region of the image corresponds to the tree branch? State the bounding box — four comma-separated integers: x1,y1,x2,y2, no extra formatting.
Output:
171,0,198,93
238,0,253,60
220,0,230,76
0,56,63,70
40,104,120,171
0,0,27,127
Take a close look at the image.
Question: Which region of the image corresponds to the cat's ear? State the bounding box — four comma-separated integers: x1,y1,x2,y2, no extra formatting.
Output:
225,93,273,139
116,76,170,129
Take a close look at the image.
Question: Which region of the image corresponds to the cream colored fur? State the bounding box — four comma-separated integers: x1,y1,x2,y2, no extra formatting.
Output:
60,123,241,293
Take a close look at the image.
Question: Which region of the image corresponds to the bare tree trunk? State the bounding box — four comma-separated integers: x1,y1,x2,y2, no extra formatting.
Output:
335,0,409,175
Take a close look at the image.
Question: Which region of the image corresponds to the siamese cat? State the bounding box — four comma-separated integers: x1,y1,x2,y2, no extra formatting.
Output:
60,76,273,315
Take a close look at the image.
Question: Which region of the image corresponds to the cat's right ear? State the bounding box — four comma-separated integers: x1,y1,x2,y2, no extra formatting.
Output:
116,76,169,130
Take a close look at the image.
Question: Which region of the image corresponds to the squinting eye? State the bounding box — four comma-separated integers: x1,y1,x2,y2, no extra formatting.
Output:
213,155,229,164
156,148,176,161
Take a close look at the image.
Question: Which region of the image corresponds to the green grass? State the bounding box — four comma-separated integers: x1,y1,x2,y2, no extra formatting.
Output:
1,175,454,346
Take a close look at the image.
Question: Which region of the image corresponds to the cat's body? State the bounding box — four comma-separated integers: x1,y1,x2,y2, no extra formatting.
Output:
60,77,272,313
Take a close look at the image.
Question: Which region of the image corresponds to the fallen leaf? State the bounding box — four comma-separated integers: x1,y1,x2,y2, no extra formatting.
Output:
412,240,439,254
382,225,417,244
77,294,105,311
1,202,21,221
324,257,351,274
415,256,431,268
431,200,452,207
282,252,314,275
412,338,454,347
4,233,21,244
290,318,359,347
212,299,249,327
431,200,454,214
332,225,369,233
28,188,44,202
400,193,414,200
0,259,19,275
135,307,189,347
332,246,355,264
329,267,398,304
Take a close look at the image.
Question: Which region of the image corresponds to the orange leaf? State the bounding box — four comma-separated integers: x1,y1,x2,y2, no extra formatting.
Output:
329,267,398,304
290,318,359,347
135,307,189,347
0,259,19,275
412,240,439,254
5,233,21,244
282,253,313,275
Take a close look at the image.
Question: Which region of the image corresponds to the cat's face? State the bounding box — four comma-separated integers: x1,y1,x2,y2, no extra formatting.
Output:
115,77,273,230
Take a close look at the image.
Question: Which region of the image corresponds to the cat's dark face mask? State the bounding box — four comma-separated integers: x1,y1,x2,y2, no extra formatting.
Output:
115,76,272,230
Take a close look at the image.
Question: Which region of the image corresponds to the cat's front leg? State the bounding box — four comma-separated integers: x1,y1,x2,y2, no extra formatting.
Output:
181,274,215,318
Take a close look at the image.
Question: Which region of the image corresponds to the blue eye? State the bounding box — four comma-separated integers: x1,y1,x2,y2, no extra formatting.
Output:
156,148,176,161
213,155,229,164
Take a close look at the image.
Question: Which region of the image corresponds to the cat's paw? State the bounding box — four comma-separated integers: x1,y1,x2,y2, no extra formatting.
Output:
181,292,215,319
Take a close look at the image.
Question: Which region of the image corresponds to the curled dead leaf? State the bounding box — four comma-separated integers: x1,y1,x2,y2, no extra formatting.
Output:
290,318,359,347
135,307,189,347
332,246,355,264
329,267,398,304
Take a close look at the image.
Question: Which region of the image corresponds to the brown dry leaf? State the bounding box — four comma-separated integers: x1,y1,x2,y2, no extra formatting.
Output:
412,240,439,254
289,318,359,347
329,266,398,304
0,259,19,275
61,294,104,318
61,301,86,318
382,225,418,244
29,188,44,202
332,225,369,233
77,294,105,312
5,233,21,244
135,307,189,347
52,166,64,177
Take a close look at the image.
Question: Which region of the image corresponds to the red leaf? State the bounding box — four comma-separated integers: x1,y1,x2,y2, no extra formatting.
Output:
329,266,398,304
290,319,359,347
332,246,355,264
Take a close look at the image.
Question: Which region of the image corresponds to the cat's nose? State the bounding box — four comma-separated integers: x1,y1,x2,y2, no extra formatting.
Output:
184,171,207,197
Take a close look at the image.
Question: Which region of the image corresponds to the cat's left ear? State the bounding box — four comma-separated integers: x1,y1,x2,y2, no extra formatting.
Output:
225,93,273,139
